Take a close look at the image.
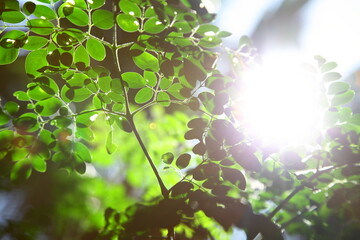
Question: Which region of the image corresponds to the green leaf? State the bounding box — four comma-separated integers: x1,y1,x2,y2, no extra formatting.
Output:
0,46,19,65
133,52,159,72
1,30,27,48
73,0,87,9
74,142,92,163
25,49,48,77
32,154,46,172
63,28,84,42
135,88,153,104
173,22,192,33
4,101,19,115
11,160,32,181
13,113,39,133
119,0,141,17
28,77,59,100
35,98,62,116
86,38,106,61
144,17,166,34
116,13,139,32
33,5,56,20
0,110,11,125
328,81,350,95
217,31,232,38
196,24,219,36
23,1,36,15
98,76,112,92
323,72,342,82
106,131,117,154
64,6,89,27
27,84,54,101
92,9,114,30
76,112,98,128
76,127,94,141
321,62,337,73
27,19,54,35
112,103,124,112
74,45,90,68
89,0,105,9
39,129,55,147
22,36,48,50
331,90,355,106
167,83,185,100
159,77,172,89
156,91,170,106
61,85,92,102
14,91,30,101
144,71,157,87
145,6,156,17
1,10,25,23
122,72,146,88
161,152,174,164
199,36,222,48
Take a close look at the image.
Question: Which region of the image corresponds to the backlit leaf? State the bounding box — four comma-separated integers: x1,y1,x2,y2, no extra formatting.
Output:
328,81,350,95
122,72,146,88
27,19,54,35
331,90,355,106
106,131,117,154
1,10,25,23
156,92,170,106
133,51,159,72
33,4,56,20
92,9,114,30
63,6,88,26
116,13,139,32
323,72,341,82
4,101,19,115
119,0,141,17
135,88,153,104
25,49,48,77
22,36,48,50
86,38,106,61
74,142,92,163
144,17,166,34
0,46,19,65
161,152,174,164
35,98,62,116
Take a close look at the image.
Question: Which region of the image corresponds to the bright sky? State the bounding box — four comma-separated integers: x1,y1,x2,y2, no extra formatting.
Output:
216,0,360,77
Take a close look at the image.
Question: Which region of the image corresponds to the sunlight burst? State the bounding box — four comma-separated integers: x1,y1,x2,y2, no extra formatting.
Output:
238,53,322,146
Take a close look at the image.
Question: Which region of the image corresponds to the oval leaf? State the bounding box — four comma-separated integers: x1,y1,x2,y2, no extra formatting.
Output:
86,38,106,61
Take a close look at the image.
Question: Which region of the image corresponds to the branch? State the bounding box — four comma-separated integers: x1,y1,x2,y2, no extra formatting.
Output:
268,163,346,219
128,115,169,198
110,1,168,198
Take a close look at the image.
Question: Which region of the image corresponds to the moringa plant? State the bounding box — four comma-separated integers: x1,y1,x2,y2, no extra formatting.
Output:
0,0,359,239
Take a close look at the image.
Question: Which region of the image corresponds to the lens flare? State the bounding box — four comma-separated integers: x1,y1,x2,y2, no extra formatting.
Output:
236,53,322,146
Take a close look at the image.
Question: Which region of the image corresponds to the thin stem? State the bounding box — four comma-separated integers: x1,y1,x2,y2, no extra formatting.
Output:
128,115,169,198
111,2,130,115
